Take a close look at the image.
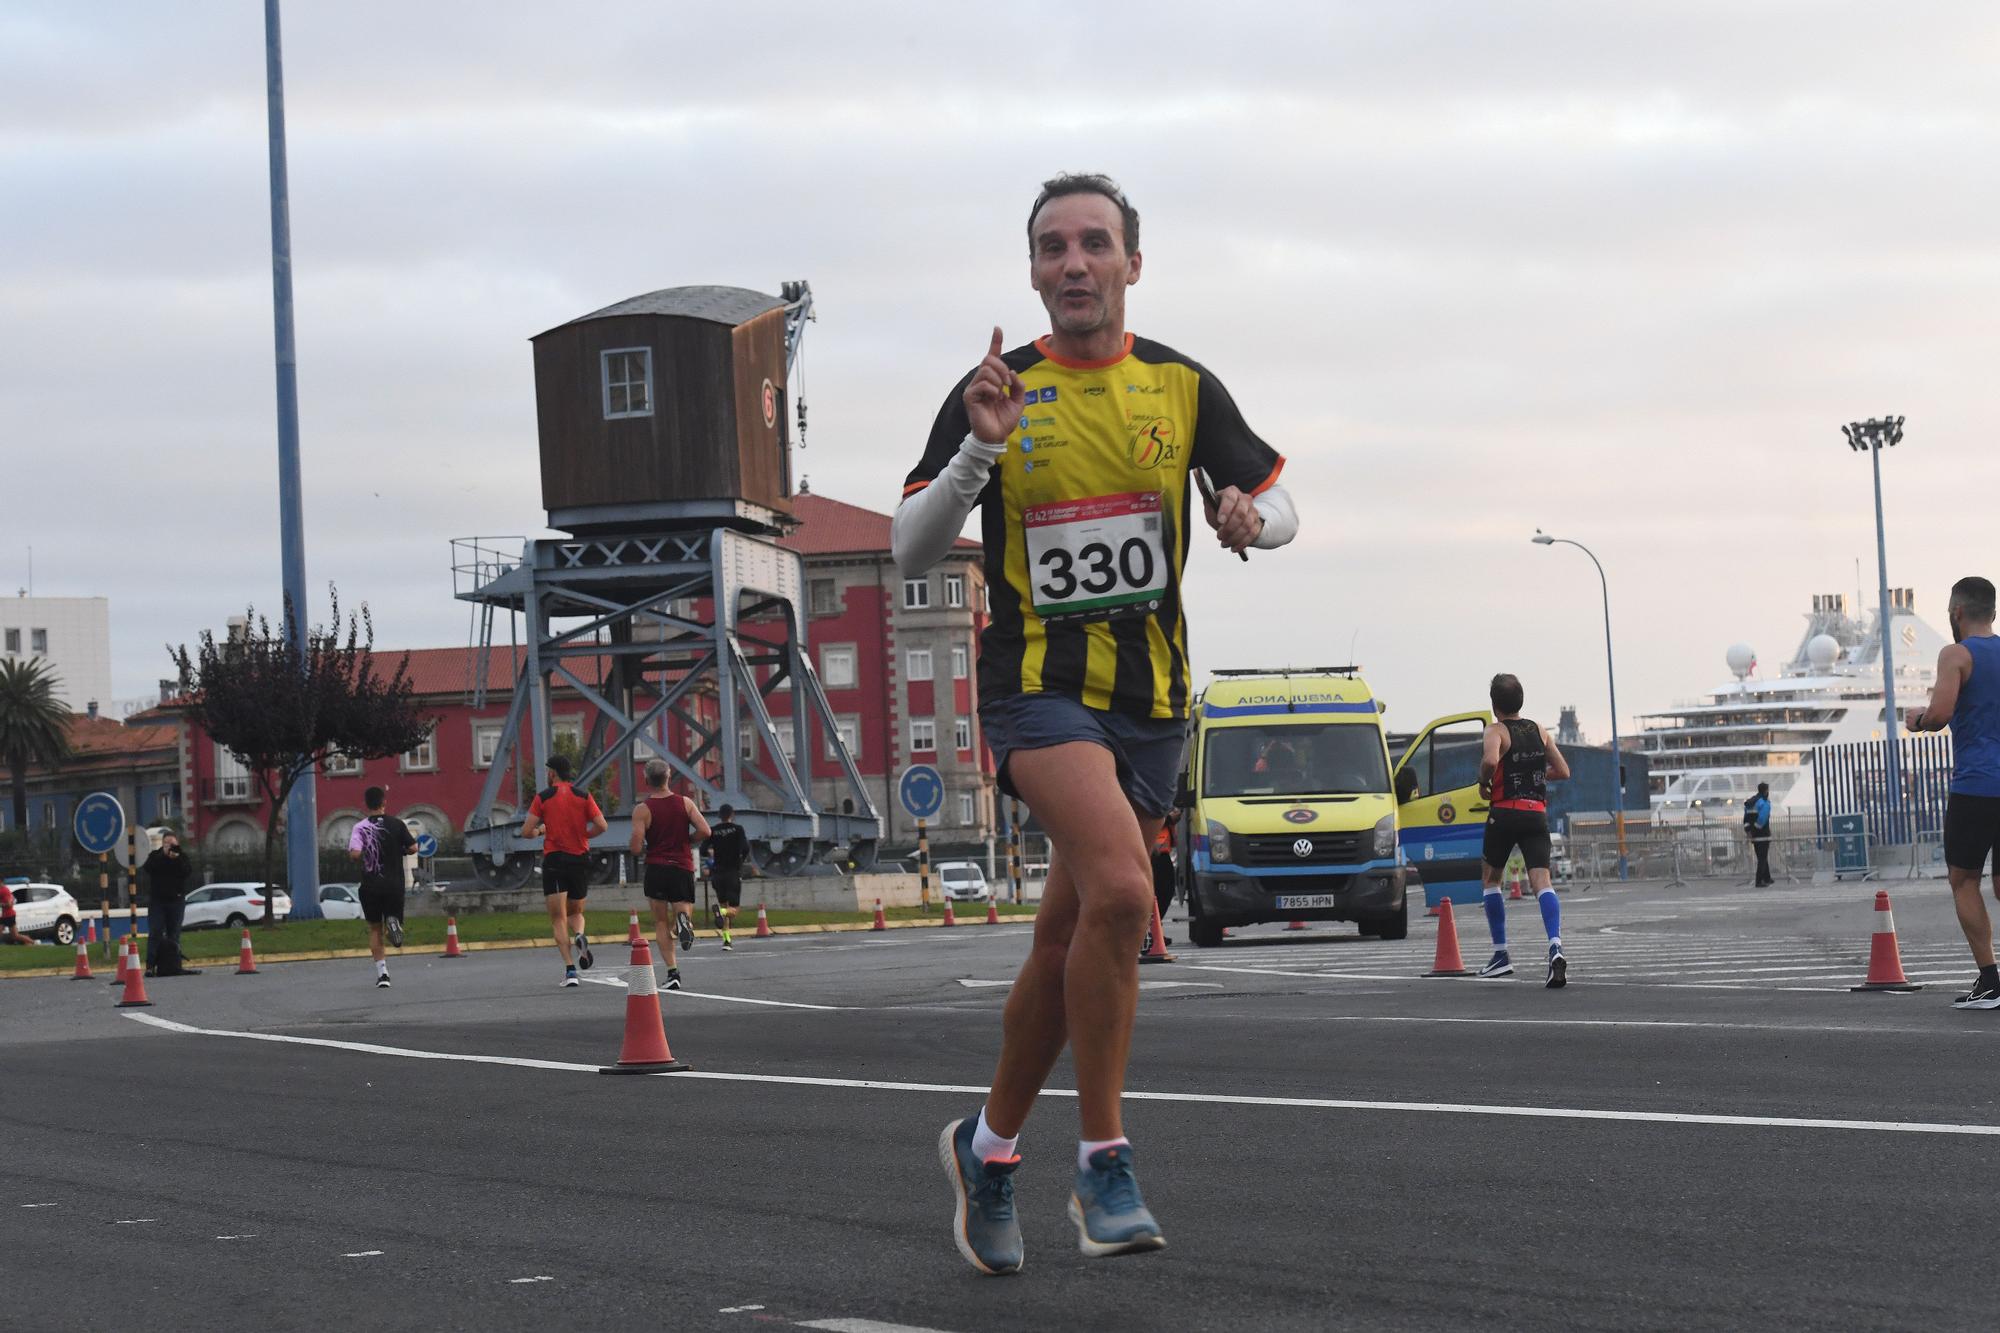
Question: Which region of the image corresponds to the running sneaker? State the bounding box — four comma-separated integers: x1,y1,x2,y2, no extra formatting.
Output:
561,966,580,989
711,903,726,933
938,1116,1024,1276
574,932,593,971
1546,945,1568,990
676,911,696,954
384,916,404,949
664,967,683,991
721,937,734,952
1477,950,1514,978
1951,976,2000,1009
376,971,392,989
1068,1144,1165,1258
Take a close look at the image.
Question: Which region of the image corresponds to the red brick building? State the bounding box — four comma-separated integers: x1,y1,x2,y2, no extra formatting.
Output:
161,492,997,857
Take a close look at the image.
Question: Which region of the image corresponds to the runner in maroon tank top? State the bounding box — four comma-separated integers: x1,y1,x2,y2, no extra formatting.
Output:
629,759,710,990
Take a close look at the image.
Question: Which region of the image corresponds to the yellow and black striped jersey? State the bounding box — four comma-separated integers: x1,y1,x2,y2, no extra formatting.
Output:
905,333,1284,720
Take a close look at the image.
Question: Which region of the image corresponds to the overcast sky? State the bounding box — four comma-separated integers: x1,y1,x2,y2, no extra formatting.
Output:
5,1,1997,740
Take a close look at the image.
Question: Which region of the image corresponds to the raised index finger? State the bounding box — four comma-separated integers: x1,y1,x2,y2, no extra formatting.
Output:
987,326,1004,360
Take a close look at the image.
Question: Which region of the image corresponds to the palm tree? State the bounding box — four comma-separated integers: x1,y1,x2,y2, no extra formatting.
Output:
0,658,72,835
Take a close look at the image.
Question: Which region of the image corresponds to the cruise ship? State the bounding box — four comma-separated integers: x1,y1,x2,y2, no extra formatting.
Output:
1635,589,1948,821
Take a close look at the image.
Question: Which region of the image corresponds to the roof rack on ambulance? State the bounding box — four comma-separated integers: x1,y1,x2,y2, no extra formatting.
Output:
1210,665,1362,678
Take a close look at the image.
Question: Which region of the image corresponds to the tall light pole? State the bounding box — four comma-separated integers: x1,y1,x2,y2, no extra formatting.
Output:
1843,415,1905,842
1533,530,1628,879
264,0,319,917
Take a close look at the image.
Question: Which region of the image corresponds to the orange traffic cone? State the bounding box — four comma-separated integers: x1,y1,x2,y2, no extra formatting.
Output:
1286,919,1308,932
986,898,1001,925
942,899,958,927
115,951,154,1008
1140,894,1176,964
235,928,260,975
626,910,642,945
1508,868,1523,900
1852,890,1924,992
598,939,688,1074
1426,899,1471,977
111,938,132,987
440,916,465,958
71,937,94,981
871,899,887,932
754,904,772,938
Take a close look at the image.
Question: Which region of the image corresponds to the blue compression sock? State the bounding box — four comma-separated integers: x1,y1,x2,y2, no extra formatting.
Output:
1538,888,1562,947
1482,889,1507,948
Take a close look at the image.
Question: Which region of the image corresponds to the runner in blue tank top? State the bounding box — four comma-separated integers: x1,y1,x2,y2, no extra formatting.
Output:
1906,576,2000,1009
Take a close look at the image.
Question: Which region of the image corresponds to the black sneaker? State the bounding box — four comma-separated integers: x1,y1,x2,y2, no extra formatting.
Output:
1952,977,2000,1009
561,966,580,988
1546,948,1568,990
376,972,392,989
665,967,683,991
676,912,696,954
385,916,404,949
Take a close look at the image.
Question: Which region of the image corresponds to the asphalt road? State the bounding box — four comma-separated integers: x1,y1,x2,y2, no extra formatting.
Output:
8,875,1997,1331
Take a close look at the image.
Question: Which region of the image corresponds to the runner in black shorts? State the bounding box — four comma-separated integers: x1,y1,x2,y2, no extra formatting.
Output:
630,760,709,989
1475,674,1572,987
346,786,416,988
520,754,608,989
701,804,753,950
1905,576,2000,1008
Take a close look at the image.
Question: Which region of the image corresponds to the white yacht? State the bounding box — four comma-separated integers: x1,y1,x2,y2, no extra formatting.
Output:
1636,589,1947,822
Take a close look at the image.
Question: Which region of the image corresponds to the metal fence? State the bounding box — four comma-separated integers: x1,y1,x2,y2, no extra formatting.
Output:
1565,825,1947,886
1813,733,1953,848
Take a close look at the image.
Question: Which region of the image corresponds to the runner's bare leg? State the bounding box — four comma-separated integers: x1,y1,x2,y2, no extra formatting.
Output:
1950,865,1996,968
547,893,574,966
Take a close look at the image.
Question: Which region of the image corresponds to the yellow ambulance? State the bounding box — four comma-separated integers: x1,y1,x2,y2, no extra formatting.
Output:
1173,669,1491,946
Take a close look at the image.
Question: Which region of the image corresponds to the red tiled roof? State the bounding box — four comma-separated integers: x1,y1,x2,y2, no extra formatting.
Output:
780,491,978,557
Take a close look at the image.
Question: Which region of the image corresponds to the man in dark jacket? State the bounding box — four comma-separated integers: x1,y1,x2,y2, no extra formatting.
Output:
143,833,198,976
1746,783,1774,887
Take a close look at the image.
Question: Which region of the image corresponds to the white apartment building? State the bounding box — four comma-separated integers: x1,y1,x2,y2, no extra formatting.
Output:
0,595,113,714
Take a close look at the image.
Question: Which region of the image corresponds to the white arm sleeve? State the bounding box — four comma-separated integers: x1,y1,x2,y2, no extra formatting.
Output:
892,433,1003,574
1250,483,1298,550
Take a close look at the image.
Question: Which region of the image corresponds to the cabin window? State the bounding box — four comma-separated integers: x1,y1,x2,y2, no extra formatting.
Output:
601,348,654,419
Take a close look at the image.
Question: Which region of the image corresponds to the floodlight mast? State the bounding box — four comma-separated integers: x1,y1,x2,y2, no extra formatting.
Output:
1842,415,1907,839
1531,529,1626,879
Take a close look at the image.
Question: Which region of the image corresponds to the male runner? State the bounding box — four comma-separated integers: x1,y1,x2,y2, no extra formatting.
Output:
1475,674,1572,987
347,785,417,988
630,760,710,990
895,172,1297,1274
1904,576,2000,1009
701,803,754,951
520,754,607,988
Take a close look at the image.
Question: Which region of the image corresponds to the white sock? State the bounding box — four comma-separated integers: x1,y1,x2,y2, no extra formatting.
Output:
376,959,388,976
1079,1136,1130,1170
970,1108,1018,1162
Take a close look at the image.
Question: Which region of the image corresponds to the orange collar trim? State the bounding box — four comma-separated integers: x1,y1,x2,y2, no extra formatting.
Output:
1034,333,1133,371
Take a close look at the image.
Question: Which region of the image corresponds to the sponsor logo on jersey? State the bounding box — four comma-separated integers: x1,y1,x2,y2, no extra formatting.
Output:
1024,388,1043,404
1130,417,1177,470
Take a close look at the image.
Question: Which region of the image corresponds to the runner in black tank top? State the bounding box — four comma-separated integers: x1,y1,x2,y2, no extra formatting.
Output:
1475,674,1572,987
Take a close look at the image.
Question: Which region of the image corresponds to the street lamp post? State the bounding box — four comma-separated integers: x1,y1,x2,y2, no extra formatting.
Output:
1534,530,1628,879
1842,416,1905,844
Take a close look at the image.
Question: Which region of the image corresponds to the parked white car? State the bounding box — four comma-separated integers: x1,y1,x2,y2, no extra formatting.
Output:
9,883,81,945
317,882,364,921
182,882,293,930
937,861,990,902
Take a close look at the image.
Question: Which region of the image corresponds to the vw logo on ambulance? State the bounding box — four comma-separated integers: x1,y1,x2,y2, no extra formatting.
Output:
1292,839,1314,859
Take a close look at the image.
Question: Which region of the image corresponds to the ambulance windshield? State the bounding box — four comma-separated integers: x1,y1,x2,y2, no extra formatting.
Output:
1202,723,1390,799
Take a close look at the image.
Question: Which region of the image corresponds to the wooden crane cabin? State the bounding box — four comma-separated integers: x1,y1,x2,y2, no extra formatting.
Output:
531,285,795,534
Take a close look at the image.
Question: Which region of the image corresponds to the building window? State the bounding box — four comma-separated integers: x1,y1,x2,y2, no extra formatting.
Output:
473,724,504,769
323,750,362,777
773,726,796,765
156,792,173,821
215,745,252,801
739,722,758,762
955,717,973,751
824,716,861,761
903,577,929,609
31,628,48,656
958,792,976,826
42,801,56,830
951,644,969,680
910,720,936,752
400,728,437,773
907,648,933,682
821,645,856,689
601,347,653,419
944,574,965,608
2,629,16,654
809,579,839,616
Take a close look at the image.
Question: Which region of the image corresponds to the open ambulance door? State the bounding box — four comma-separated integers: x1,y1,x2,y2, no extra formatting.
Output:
1392,711,1494,907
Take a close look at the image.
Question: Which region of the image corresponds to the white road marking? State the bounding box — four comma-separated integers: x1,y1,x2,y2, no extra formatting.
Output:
114,1218,156,1225
955,978,1220,990
20,1203,56,1209
343,1250,384,1258
216,1234,257,1240
799,1320,963,1333
718,1306,766,1314
508,1275,555,1284
580,975,846,1010
124,1012,2000,1138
